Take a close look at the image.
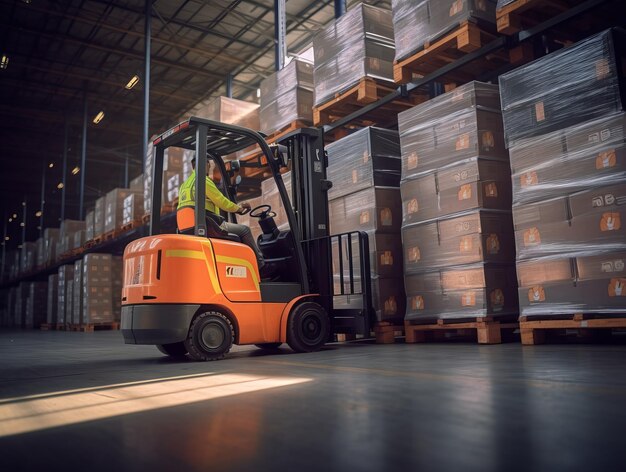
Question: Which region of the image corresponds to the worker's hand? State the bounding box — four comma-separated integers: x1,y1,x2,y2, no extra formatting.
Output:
237,202,251,215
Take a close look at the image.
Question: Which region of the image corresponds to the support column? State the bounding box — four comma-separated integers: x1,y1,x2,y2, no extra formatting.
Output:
79,94,87,219
334,0,346,18
274,0,286,71
142,0,152,175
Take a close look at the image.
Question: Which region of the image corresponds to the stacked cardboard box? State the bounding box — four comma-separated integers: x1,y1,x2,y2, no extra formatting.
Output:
60,219,85,252
25,282,47,329
260,59,314,134
57,264,74,325
112,256,123,321
43,228,60,265
327,127,405,322
81,254,114,324
85,211,95,241
122,193,144,227
72,259,83,324
20,242,36,275
130,174,143,192
499,28,626,317
105,188,140,233
94,197,106,239
47,274,59,325
391,0,497,62
14,282,29,328
260,171,293,234
72,230,85,251
313,3,395,107
143,138,184,216
399,81,518,322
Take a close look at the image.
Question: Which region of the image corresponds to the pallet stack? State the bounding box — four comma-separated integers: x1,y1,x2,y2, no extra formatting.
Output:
260,58,314,136
498,28,626,344
143,138,186,218
57,264,74,326
25,281,47,329
327,127,406,325
80,254,115,329
398,81,519,343
45,274,59,328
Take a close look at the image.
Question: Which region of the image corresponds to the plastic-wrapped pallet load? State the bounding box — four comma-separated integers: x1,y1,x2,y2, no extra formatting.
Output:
20,242,37,275
25,281,47,329
193,96,260,131
122,193,144,227
59,219,85,254
392,0,497,62
35,237,45,268
43,228,59,265
313,3,395,107
498,28,626,318
260,171,293,231
143,140,184,216
72,259,83,325
47,274,58,325
398,82,507,179
399,81,517,322
499,28,626,146
105,188,139,234
57,264,74,325
81,254,114,324
260,58,314,134
72,230,85,250
129,174,143,192
94,197,106,239
14,282,29,328
85,211,95,241
66,279,74,326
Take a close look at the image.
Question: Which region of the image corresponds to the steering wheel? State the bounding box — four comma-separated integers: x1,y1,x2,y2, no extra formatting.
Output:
249,204,276,219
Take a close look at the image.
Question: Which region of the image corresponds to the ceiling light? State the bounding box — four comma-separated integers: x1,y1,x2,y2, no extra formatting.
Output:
35,210,42,217
0,55,8,70
12,213,17,218
256,88,261,98
125,75,140,90
92,111,105,124
71,166,80,175
21,202,25,206
57,182,64,189
20,222,25,227
8,218,12,223
49,163,54,168
4,236,8,241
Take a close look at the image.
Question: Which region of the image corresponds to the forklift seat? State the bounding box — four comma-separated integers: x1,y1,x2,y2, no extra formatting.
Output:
176,207,240,242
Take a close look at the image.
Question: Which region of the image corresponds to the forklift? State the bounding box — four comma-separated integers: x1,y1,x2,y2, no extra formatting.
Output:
121,118,374,360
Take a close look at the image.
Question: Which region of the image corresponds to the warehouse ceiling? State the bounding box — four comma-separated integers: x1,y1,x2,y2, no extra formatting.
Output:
0,0,389,246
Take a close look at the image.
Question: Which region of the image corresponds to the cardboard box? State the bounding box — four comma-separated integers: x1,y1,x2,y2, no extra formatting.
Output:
313,3,395,106
130,174,143,192
332,231,404,279
400,106,508,179
43,228,59,265
404,263,518,321
105,188,138,233
57,264,74,324
47,274,58,324
81,254,114,324
499,28,626,145
401,158,512,225
329,187,402,234
94,197,106,238
85,211,95,241
25,282,47,329
327,127,401,201
73,259,83,325
333,275,406,323
122,193,144,226
403,210,515,273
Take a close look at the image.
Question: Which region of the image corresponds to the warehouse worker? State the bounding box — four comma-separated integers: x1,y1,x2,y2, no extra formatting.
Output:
177,157,268,274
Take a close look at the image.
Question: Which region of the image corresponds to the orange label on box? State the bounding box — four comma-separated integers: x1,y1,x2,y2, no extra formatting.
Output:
380,251,393,266
459,236,473,252
362,150,369,163
524,227,541,246
451,88,465,103
408,246,421,263
461,292,476,307
449,0,464,16
528,285,546,302
484,182,498,197
384,296,398,315
407,152,418,170
608,278,626,297
411,296,425,310
458,184,472,201
407,199,419,214
535,102,545,122
456,133,470,150
352,169,359,184
596,58,610,80
491,289,505,309
596,150,616,169
380,207,393,226
359,211,370,225
521,171,538,188
481,131,495,151
600,212,621,231
486,234,500,254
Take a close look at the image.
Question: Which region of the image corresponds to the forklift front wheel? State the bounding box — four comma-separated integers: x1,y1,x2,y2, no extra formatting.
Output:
287,302,330,353
156,342,188,357
185,311,235,361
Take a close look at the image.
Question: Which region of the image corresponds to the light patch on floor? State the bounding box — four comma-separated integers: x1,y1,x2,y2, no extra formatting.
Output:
0,373,311,437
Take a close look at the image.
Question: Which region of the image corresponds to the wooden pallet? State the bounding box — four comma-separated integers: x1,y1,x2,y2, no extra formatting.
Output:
120,219,143,232
83,239,97,250
520,314,626,345
394,20,508,86
70,322,120,333
266,119,311,143
161,201,178,215
496,0,577,34
142,213,151,224
373,322,405,344
312,77,426,131
405,316,519,344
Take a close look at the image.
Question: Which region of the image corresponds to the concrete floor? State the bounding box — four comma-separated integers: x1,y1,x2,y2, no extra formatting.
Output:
0,331,625,472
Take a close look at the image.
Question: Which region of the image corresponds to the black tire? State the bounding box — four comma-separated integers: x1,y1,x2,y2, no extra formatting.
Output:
156,342,188,357
287,302,330,353
185,311,235,361
254,342,282,350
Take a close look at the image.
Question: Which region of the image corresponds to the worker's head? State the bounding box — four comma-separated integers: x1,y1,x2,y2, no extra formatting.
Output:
191,157,211,176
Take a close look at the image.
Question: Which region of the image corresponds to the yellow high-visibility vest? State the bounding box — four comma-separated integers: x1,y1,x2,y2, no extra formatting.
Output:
177,171,239,215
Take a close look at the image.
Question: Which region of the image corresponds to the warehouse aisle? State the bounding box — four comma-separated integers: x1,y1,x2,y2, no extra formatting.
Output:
1,331,625,471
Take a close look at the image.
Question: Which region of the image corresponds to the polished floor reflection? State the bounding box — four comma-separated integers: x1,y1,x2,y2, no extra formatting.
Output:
0,330,625,471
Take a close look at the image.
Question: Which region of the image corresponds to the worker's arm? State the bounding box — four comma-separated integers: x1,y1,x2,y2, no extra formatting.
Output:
205,177,241,213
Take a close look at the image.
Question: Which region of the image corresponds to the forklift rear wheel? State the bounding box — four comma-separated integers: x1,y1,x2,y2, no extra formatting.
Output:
156,342,188,357
254,343,282,350
185,311,234,361
287,302,329,353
